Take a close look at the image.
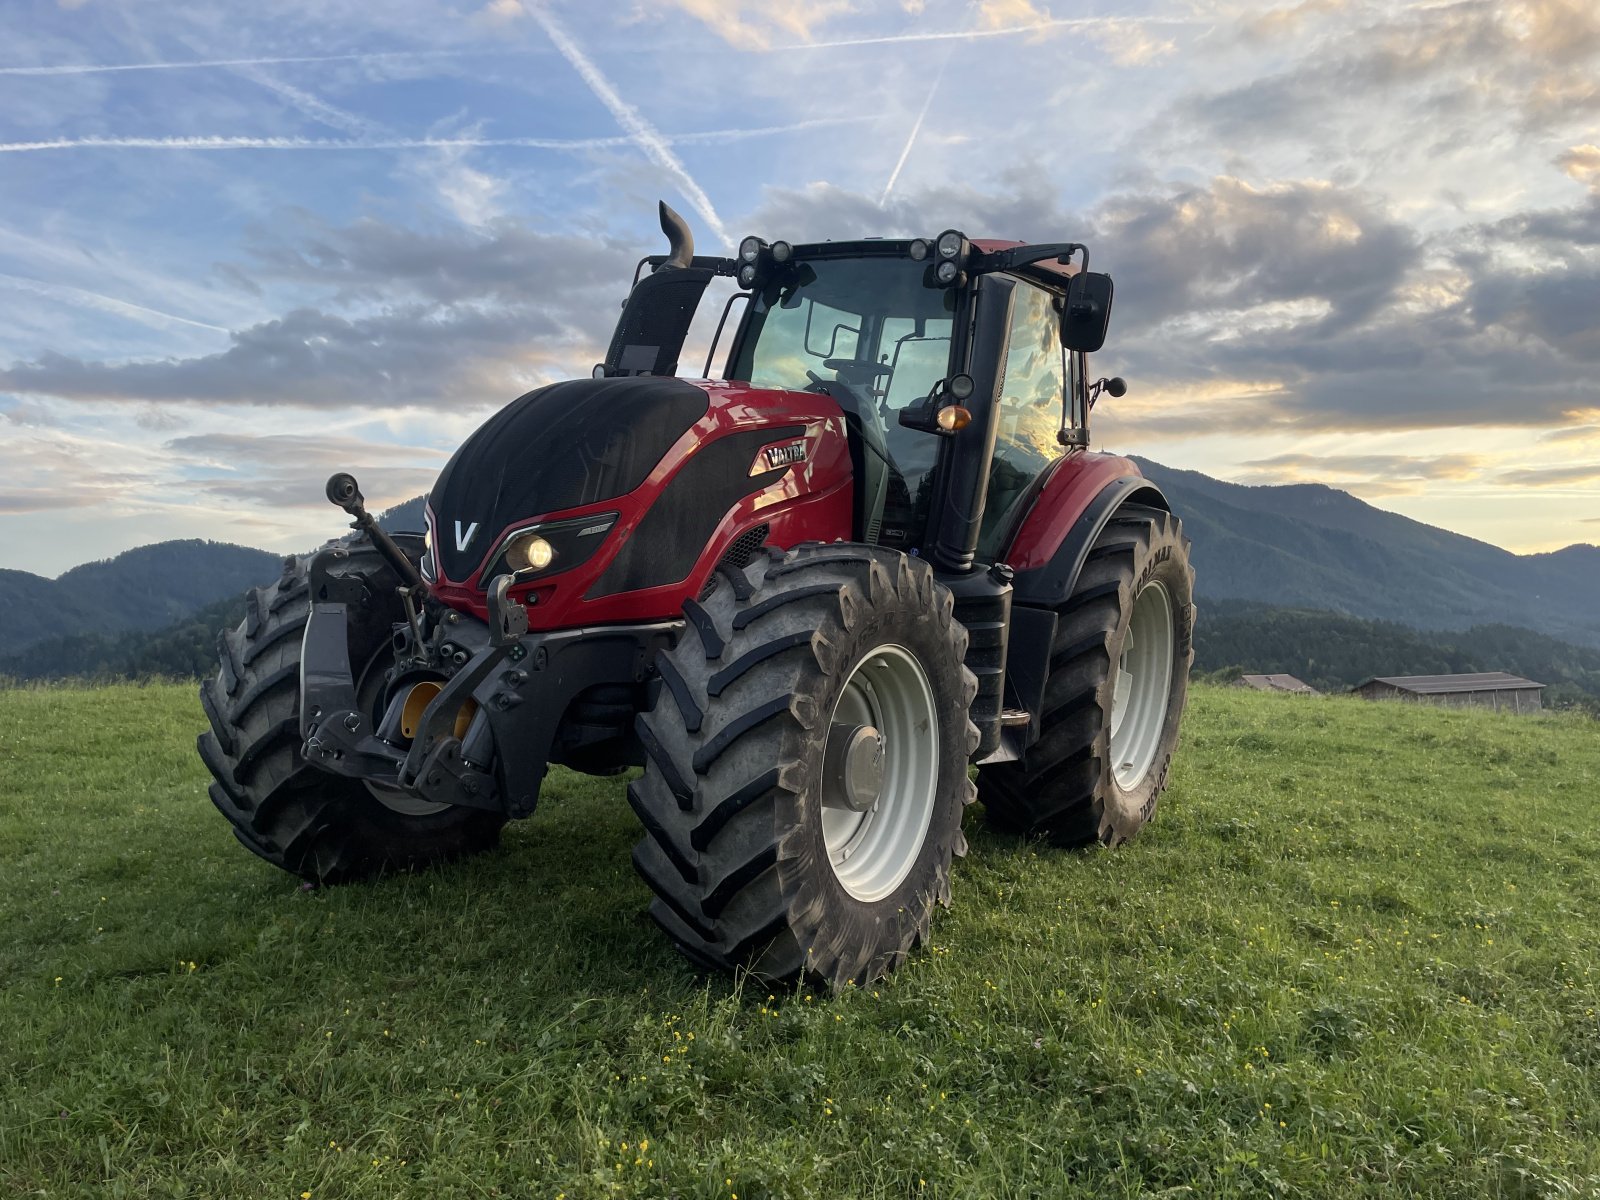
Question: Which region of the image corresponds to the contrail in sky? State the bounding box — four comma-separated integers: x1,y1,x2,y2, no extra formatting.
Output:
879,54,951,206
879,4,973,207
0,271,231,333
0,49,484,76
235,66,386,138
781,15,1196,50
0,118,869,156
0,17,1195,77
524,1,729,247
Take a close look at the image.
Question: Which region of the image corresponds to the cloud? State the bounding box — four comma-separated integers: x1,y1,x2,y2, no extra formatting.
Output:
1497,463,1600,487
166,431,446,508
0,212,638,408
750,171,1598,434
634,0,853,50
0,304,577,407
1559,144,1600,190
1240,452,1485,482
1087,18,1176,66
1174,0,1600,162
0,428,163,512
0,489,104,514
235,210,638,305
1541,424,1600,443
3,165,1594,443
977,0,1046,30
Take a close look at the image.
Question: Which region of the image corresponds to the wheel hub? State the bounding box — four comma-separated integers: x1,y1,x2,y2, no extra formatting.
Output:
824,722,885,813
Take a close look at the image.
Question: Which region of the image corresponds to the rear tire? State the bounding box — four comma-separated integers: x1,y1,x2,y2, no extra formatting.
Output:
978,505,1193,845
197,552,506,883
628,544,979,988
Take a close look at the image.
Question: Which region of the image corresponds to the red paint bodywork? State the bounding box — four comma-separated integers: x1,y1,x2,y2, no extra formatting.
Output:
428,376,1149,631
1001,450,1146,572
427,381,854,630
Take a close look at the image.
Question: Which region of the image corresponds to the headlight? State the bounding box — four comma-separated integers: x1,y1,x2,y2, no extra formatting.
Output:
505,532,554,573
936,230,966,259
739,236,765,263
479,511,618,587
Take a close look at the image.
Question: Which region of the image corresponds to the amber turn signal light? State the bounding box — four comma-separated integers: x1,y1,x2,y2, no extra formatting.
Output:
936,405,972,432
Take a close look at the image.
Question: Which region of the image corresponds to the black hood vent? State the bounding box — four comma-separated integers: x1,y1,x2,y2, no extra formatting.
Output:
430,375,709,581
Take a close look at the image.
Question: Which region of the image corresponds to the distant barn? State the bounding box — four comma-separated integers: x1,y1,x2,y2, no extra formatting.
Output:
1235,673,1318,695
1351,672,1545,713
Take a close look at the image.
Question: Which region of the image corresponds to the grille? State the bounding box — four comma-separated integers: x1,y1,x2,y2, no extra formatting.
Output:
699,524,771,600
722,523,770,571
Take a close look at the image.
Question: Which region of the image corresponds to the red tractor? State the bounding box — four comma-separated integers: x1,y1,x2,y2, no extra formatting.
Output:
199,203,1194,988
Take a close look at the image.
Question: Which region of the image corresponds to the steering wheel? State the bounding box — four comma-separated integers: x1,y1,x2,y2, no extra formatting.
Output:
824,358,893,379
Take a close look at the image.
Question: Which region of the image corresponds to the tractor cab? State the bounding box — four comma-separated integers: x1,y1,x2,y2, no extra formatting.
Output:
602,204,1117,579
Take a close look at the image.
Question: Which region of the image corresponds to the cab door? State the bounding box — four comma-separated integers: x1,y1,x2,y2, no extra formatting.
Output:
977,278,1072,560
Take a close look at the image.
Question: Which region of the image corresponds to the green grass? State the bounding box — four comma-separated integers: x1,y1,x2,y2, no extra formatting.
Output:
2,684,1599,1199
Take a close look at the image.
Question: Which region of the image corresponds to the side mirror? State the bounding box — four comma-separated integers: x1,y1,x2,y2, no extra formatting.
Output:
1061,271,1114,353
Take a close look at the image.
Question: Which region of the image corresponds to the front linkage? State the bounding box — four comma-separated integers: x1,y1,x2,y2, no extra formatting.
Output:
300,478,675,820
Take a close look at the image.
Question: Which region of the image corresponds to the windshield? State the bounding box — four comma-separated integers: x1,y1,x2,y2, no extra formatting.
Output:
730,257,955,400
730,256,957,552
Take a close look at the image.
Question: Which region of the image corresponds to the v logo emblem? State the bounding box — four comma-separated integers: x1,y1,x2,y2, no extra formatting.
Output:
454,520,479,553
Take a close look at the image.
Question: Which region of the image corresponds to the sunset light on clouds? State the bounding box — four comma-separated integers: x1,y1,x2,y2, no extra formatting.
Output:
1,0,1596,573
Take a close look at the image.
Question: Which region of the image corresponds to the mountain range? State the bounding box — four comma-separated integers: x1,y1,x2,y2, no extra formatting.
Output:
1,463,1596,677
1132,459,1600,648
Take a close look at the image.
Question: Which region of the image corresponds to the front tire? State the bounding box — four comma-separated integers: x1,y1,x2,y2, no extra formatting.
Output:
197,552,506,883
628,544,979,988
978,505,1193,846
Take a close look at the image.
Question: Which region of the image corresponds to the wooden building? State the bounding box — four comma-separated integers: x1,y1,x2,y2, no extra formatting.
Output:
1235,673,1318,695
1351,672,1545,713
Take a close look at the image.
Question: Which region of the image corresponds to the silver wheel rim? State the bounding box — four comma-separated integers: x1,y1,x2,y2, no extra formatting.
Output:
821,645,940,903
1110,580,1175,791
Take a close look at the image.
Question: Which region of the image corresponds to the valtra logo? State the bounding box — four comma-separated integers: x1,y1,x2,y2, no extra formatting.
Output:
751,439,808,476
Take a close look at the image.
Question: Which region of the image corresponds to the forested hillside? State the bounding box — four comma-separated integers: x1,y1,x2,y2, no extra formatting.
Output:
0,541,280,658
1195,600,1600,711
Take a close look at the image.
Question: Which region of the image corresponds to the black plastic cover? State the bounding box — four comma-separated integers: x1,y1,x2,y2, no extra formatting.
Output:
605,267,716,376
585,427,800,598
430,376,709,581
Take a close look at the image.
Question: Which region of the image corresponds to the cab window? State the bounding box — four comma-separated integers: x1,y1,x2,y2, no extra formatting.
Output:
979,279,1068,560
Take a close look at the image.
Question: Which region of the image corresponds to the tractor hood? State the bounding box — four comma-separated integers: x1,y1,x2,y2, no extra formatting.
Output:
428,375,709,582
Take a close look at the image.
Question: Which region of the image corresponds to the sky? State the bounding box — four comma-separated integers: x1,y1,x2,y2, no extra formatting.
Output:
0,0,1596,576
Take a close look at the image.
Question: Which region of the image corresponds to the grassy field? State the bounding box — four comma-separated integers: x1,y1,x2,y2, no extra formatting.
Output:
2,683,1598,1199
